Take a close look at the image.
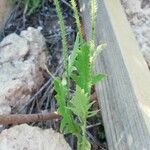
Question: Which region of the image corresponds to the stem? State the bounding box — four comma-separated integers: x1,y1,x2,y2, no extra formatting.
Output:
91,0,97,45
82,121,87,140
54,0,70,96
71,0,83,40
77,134,82,150
54,0,68,70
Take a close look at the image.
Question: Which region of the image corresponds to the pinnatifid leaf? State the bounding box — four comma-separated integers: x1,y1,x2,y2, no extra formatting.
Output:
54,78,79,134
53,0,106,148
92,73,106,85
54,78,66,114
69,85,90,123
72,43,92,94
68,32,80,76
91,43,107,62
79,136,91,150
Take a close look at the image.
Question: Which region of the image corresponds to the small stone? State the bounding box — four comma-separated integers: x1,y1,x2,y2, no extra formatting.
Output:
0,33,29,63
0,124,71,150
0,27,48,115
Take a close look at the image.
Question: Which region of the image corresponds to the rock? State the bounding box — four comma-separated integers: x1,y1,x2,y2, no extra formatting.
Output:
143,50,150,69
0,27,48,114
0,33,29,63
141,0,150,8
121,0,150,69
0,124,71,150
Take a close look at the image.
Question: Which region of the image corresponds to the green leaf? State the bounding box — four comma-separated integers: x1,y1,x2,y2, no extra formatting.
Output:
27,0,42,15
69,86,90,123
54,78,66,114
92,73,106,85
54,78,79,134
72,43,92,93
88,110,100,118
91,43,107,62
79,136,91,150
69,85,93,149
68,32,80,76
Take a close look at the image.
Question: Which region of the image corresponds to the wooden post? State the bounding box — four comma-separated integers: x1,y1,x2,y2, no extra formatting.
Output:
80,0,150,149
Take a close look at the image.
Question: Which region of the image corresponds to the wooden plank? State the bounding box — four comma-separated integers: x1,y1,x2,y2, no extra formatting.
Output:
0,0,11,33
79,0,150,149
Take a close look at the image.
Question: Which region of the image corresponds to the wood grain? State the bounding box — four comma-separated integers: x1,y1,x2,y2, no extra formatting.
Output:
0,0,11,33
80,0,150,149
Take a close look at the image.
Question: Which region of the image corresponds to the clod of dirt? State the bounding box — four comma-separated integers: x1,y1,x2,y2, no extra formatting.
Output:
0,124,71,150
0,27,48,115
121,0,150,68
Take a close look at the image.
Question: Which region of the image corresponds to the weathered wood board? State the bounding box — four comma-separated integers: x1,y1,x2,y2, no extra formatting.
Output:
0,0,11,34
80,0,150,149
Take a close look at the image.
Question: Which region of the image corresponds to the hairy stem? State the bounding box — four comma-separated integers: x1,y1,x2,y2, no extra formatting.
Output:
71,0,83,40
91,0,97,45
54,0,70,95
91,0,97,51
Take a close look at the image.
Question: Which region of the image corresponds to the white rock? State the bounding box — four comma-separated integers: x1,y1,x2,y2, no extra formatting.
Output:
0,124,71,150
0,27,48,114
20,27,46,56
0,33,29,63
0,104,11,115
143,50,150,69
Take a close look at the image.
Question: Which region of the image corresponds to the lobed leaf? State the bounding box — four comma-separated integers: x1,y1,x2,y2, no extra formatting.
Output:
91,43,107,62
79,136,91,150
68,32,80,76
69,86,90,123
54,78,79,134
92,73,106,85
72,43,92,94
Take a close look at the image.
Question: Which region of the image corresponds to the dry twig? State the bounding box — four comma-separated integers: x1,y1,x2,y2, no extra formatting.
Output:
0,112,60,125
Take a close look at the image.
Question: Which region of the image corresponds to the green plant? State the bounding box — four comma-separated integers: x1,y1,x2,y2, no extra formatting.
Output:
11,0,42,15
53,0,105,149
26,0,42,15
91,0,97,45
70,0,83,39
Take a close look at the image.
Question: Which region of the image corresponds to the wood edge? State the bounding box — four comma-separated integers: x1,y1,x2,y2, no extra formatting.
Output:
0,0,12,32
104,0,150,132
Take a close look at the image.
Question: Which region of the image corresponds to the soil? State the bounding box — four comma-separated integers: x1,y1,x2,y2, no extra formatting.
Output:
0,0,107,150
